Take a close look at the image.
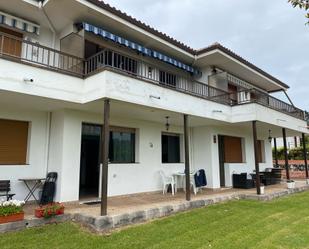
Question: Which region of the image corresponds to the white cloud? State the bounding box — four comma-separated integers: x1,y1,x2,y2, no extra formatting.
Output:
105,0,309,109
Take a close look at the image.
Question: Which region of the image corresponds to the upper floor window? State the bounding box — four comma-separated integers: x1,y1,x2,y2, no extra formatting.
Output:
0,26,23,58
0,119,29,165
159,71,177,87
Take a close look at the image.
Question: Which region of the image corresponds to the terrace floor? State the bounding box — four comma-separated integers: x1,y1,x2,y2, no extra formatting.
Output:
23,180,308,218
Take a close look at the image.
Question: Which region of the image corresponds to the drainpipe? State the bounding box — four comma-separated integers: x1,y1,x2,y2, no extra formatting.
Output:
39,1,56,48
45,112,52,175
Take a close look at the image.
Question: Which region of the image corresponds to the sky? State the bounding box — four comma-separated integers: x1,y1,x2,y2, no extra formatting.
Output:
104,0,309,110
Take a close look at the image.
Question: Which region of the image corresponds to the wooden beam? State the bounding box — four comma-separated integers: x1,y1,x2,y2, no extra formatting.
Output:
302,133,308,179
101,99,110,216
273,137,278,167
282,128,290,180
184,114,191,201
252,121,261,195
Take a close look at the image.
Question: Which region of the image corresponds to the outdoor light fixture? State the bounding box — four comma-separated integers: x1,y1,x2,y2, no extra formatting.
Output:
165,116,170,131
268,129,272,143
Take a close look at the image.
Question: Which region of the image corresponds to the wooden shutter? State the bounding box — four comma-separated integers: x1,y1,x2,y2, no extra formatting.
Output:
223,136,243,163
0,26,23,57
0,119,29,165
257,140,264,163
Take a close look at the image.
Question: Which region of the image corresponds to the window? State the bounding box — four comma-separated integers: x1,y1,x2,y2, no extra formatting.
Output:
162,133,180,163
0,26,23,57
257,140,265,163
159,71,177,87
109,127,136,163
0,119,29,165
223,136,244,163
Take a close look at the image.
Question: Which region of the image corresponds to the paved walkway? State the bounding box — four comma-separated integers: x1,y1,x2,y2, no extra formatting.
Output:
23,180,308,218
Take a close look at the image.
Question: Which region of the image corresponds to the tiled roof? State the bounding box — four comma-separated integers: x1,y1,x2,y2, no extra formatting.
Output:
85,0,289,89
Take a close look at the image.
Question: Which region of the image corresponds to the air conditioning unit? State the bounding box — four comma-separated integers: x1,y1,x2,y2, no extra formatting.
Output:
238,91,251,103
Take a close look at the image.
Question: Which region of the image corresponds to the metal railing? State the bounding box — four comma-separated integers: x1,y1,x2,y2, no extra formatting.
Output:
0,32,84,76
84,49,229,102
0,32,305,120
233,89,304,119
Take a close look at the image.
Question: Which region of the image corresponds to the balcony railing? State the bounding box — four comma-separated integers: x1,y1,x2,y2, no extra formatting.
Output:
0,32,84,77
84,49,229,103
0,32,305,120
231,89,305,120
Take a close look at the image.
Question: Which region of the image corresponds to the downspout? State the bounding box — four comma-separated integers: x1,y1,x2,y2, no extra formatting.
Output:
39,1,56,48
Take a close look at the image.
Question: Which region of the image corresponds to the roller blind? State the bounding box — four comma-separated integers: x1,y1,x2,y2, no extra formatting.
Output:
224,136,243,163
0,119,29,165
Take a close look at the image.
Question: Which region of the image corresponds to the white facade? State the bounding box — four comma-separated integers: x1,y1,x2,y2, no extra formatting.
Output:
0,0,307,202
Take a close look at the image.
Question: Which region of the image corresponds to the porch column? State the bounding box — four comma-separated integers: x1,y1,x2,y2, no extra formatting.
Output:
273,138,278,167
101,99,110,216
282,128,290,180
302,133,309,179
252,121,261,195
184,114,191,201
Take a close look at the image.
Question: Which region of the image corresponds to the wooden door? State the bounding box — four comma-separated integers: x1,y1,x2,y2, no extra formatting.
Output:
0,26,23,57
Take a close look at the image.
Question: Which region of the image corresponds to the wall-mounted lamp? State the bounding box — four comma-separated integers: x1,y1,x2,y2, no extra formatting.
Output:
165,116,170,131
23,78,34,83
149,95,161,100
268,129,272,143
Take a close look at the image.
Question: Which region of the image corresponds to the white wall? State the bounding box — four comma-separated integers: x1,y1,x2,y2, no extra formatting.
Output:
192,124,273,188
49,109,186,202
0,107,48,201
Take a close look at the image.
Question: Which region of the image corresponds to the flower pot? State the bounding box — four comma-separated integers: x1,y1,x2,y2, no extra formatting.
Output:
35,204,65,218
0,212,24,224
287,181,295,189
260,186,265,195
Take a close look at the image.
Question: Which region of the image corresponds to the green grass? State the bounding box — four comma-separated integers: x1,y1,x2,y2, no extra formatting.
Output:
2,192,309,249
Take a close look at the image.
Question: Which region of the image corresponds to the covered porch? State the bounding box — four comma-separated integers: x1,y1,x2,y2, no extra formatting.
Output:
0,90,308,215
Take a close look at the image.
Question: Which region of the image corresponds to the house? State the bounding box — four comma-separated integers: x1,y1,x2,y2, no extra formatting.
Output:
0,0,308,213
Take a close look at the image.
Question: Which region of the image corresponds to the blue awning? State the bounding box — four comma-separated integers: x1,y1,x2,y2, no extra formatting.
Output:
0,11,40,35
80,22,199,75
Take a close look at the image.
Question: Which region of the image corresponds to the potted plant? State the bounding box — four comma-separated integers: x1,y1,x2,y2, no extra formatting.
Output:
260,184,265,195
0,200,25,224
35,202,65,218
287,180,295,189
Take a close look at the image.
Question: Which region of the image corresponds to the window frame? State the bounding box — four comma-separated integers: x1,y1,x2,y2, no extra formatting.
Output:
109,126,136,164
161,132,182,164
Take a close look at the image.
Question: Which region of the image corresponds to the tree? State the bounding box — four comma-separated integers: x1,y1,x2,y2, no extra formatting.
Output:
288,0,309,23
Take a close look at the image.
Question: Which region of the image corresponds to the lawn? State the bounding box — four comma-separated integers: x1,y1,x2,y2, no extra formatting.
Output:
2,191,309,249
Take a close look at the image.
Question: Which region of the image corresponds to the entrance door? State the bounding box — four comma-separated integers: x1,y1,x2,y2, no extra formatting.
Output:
79,123,101,199
218,135,225,187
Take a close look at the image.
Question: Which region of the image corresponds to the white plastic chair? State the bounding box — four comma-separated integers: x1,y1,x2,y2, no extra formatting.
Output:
159,171,175,195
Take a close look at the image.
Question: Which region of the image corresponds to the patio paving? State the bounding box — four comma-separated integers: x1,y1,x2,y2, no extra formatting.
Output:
23,180,308,218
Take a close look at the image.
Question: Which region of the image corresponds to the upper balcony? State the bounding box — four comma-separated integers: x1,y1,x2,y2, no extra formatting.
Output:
0,31,306,121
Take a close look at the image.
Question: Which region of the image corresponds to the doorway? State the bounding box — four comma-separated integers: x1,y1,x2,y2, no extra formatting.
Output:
218,135,225,187
79,123,101,199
